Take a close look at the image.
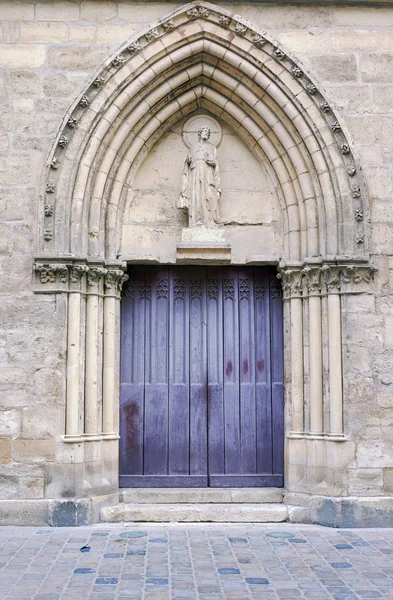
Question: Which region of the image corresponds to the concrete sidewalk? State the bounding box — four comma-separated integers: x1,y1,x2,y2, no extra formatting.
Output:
1,524,393,599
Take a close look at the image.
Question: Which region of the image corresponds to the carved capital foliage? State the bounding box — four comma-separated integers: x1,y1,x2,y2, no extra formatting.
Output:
302,266,322,295
70,264,88,284
33,260,128,296
34,263,69,285
322,265,341,293
87,267,107,287
105,269,129,294
278,269,303,298
278,262,377,298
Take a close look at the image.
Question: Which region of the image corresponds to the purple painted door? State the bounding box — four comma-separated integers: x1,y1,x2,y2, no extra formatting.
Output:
120,267,284,488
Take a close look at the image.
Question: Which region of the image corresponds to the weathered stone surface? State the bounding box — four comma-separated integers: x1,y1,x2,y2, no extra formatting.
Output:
0,45,46,68
0,155,32,185
0,1,34,20
330,30,379,51
12,440,56,463
334,6,393,26
0,410,21,438
81,1,117,22
36,2,80,21
360,54,393,83
102,503,288,523
121,488,283,504
0,500,49,525
309,54,358,83
19,476,45,499
10,70,42,96
0,475,18,499
20,22,69,43
0,439,11,464
48,45,110,70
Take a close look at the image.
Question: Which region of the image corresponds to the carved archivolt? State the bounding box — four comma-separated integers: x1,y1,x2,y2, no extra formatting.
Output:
38,0,369,267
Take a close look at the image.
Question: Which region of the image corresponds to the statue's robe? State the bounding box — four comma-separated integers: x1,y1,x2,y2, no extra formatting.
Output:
178,140,221,227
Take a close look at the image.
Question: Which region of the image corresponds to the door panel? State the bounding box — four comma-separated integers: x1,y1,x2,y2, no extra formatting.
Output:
120,266,284,488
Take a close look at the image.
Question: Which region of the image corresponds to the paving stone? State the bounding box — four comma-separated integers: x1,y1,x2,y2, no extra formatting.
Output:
2,525,393,598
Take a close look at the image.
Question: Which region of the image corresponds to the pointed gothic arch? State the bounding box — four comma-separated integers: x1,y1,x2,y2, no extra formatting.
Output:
33,2,375,501
39,2,368,262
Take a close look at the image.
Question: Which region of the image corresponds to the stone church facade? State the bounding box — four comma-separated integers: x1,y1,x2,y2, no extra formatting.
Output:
0,0,392,527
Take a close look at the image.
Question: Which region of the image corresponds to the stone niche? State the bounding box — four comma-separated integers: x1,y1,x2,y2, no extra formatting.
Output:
120,113,282,263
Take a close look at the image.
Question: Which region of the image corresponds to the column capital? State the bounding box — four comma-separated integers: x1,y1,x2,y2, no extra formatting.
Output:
87,267,107,289
302,266,322,296
104,269,129,297
277,268,303,299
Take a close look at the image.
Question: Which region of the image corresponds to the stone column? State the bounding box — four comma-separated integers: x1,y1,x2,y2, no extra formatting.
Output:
85,266,106,436
65,264,88,436
304,267,323,435
282,269,304,435
324,266,344,436
103,269,128,436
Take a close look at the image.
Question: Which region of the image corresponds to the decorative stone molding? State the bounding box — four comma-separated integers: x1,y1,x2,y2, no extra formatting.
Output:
79,95,90,108
44,204,53,217
112,54,127,69
278,262,377,299
251,33,266,48
34,263,69,285
218,15,231,28
127,42,141,55
145,28,160,42
161,19,175,32
50,157,60,170
187,6,209,19
58,135,68,148
291,67,303,78
93,76,105,88
33,260,128,294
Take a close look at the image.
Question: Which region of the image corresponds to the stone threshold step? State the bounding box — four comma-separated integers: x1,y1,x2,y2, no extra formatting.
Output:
120,488,283,504
101,503,288,523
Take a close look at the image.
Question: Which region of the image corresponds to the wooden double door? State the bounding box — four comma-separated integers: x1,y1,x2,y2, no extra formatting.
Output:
120,266,284,488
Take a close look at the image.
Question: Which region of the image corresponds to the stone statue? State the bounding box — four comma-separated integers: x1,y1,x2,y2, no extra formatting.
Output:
178,126,221,227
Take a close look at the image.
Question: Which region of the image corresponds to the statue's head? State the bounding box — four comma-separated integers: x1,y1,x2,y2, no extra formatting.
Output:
198,126,211,141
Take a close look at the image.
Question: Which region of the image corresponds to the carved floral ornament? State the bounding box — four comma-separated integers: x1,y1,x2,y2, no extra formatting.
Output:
33,263,128,295
278,264,377,298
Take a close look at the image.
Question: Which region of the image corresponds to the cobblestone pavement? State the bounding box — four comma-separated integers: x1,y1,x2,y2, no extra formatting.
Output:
2,524,393,599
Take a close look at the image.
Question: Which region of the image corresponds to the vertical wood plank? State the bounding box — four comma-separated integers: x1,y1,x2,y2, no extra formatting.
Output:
169,270,190,474
189,268,207,475
144,267,169,475
120,268,144,476
238,268,256,474
223,268,240,474
255,268,273,474
207,267,224,476
270,269,285,475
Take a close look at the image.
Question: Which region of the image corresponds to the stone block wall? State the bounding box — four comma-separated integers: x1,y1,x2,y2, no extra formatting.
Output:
0,0,392,508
